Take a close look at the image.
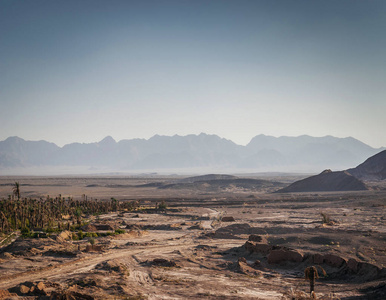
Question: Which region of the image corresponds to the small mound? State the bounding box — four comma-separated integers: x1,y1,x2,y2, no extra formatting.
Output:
148,258,179,268
95,259,129,275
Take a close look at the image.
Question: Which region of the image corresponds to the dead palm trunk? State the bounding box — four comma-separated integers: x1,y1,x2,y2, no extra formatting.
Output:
305,266,326,296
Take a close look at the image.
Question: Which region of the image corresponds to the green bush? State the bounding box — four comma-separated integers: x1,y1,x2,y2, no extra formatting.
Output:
114,229,125,235
45,227,60,233
158,200,167,210
77,230,84,240
85,232,98,237
21,227,32,238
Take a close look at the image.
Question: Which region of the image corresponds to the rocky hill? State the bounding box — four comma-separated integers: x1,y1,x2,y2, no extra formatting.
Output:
347,150,386,181
277,170,369,193
177,174,238,183
277,150,386,192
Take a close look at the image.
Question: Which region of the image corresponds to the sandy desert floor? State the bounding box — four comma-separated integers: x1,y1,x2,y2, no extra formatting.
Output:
0,176,385,299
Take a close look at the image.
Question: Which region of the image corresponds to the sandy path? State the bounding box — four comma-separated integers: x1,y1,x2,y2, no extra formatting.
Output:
0,241,193,289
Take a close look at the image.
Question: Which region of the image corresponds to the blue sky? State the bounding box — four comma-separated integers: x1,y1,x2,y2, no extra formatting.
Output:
1,0,385,147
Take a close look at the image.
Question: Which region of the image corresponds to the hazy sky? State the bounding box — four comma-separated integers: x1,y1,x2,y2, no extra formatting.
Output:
1,0,385,148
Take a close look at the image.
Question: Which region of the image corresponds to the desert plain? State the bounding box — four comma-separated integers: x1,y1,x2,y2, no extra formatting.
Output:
0,174,385,299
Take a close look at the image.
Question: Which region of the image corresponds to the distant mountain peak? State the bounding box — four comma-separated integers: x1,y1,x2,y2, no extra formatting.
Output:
5,136,25,142
99,136,116,144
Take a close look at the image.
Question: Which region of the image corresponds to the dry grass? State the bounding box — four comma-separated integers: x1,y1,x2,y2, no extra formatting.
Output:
281,287,340,300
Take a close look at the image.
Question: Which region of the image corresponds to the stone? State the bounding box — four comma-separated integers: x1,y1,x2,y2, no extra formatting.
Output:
36,282,46,295
19,285,30,294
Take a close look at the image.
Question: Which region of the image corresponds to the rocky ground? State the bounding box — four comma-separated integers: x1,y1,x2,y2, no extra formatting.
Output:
0,176,385,299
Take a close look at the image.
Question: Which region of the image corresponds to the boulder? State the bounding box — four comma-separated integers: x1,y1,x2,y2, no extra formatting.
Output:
36,282,46,295
323,254,347,268
19,285,30,294
248,235,267,243
268,249,303,264
221,216,235,222
245,241,272,254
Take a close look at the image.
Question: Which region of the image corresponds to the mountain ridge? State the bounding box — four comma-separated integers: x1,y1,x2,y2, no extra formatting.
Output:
0,134,384,174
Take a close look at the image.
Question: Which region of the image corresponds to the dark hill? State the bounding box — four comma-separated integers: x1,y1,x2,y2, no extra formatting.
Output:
347,150,386,181
177,174,238,183
161,177,283,192
277,170,369,193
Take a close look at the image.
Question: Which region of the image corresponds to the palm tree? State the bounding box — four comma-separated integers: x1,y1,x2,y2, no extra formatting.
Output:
12,182,20,201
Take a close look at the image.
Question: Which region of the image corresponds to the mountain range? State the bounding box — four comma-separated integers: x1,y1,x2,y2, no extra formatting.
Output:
0,134,384,174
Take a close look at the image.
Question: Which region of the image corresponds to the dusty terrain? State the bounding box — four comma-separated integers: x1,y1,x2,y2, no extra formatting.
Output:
0,176,385,299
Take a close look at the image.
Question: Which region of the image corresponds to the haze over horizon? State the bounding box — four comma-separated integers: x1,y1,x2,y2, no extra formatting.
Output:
1,0,386,148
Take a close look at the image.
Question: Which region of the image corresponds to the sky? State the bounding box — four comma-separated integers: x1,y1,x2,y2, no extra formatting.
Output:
1,0,386,148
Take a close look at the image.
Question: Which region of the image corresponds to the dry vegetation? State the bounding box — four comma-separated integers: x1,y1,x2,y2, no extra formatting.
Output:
0,176,385,299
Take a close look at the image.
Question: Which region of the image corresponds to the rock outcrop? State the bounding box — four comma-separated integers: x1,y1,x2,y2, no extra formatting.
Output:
243,240,386,281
